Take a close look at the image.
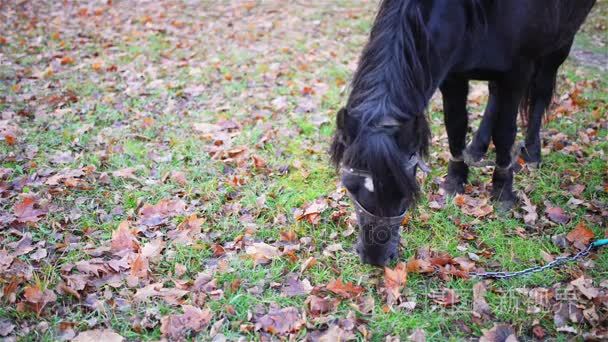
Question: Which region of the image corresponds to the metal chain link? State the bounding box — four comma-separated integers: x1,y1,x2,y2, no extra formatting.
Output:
470,243,595,280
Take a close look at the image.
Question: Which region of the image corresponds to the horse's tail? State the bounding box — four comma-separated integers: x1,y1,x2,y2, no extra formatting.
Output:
518,60,559,127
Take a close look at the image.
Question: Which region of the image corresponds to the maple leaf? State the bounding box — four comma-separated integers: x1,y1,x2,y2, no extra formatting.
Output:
472,281,493,322
255,307,304,335
13,196,47,223
245,242,280,265
566,222,595,247
428,288,460,307
160,305,212,340
326,278,364,299
139,199,186,226
294,198,328,225
72,329,124,342
453,194,493,218
110,221,140,254
22,285,56,315
129,254,149,278
479,324,517,342
384,262,407,305
520,193,538,225
169,214,203,245
545,206,569,225
141,238,165,263
169,171,187,186
281,274,313,297
306,295,337,316
406,259,434,274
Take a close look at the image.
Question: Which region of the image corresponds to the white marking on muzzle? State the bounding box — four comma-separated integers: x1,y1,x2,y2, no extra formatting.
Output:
364,177,374,192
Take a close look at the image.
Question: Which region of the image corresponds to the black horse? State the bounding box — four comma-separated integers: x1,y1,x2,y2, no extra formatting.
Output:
331,0,596,266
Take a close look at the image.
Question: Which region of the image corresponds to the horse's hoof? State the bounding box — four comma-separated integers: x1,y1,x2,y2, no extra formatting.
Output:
442,179,465,196
525,161,540,169
463,146,486,167
495,199,516,212
492,192,518,211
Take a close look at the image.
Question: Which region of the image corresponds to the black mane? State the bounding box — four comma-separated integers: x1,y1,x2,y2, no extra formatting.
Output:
332,0,435,204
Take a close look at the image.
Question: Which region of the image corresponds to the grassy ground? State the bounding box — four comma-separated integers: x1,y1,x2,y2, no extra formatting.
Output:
0,1,606,341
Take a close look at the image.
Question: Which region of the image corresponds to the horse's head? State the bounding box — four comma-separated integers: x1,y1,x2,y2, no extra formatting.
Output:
330,107,429,266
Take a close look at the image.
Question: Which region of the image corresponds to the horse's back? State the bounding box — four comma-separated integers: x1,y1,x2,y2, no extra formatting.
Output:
426,0,596,75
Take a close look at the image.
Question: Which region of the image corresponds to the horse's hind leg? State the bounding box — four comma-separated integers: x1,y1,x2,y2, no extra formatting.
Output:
491,69,533,210
439,76,469,195
520,42,573,167
464,81,498,165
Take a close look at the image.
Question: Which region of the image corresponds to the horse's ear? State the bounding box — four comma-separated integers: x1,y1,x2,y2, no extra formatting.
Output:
336,107,347,129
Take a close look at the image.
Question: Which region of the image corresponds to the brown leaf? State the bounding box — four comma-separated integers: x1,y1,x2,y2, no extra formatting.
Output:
13,196,46,223
280,230,298,243
73,329,124,342
570,276,599,299
532,325,546,340
406,259,434,273
294,198,328,225
479,324,518,342
141,238,164,263
255,307,304,335
281,274,313,297
252,155,266,169
169,214,204,245
111,221,139,254
520,193,538,225
306,295,337,316
160,305,212,340
326,278,364,299
453,194,493,218
409,328,426,342
566,222,595,247
22,285,56,315
429,288,460,307
384,262,407,305
472,282,493,322
139,199,186,226
170,171,187,186
245,242,280,265
134,283,189,304
130,254,149,278
112,167,139,179
546,206,569,225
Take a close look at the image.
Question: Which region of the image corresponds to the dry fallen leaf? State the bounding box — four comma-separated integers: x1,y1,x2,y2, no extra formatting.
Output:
326,278,364,299
545,206,569,225
111,221,140,254
453,194,493,218
139,199,186,226
479,324,518,342
255,307,304,335
472,281,493,322
245,242,280,265
566,222,595,247
281,274,313,297
13,196,47,223
384,262,407,305
160,305,212,340
72,328,124,342
428,288,460,307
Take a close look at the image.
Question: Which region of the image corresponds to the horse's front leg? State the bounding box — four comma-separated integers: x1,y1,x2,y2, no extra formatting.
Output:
439,77,469,195
464,82,498,165
491,78,530,210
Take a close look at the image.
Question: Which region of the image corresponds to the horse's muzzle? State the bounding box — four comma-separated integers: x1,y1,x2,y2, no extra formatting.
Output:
348,192,406,265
